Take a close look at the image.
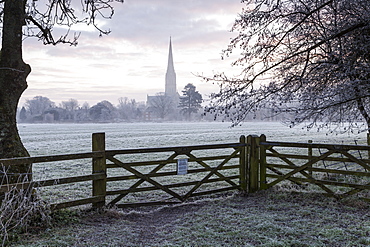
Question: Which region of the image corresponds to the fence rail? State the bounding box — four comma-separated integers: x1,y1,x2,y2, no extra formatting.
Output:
253,135,370,200
103,134,247,208
0,133,248,210
0,133,369,210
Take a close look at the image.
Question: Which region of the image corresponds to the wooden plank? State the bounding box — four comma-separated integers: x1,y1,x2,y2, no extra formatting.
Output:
92,133,107,208
106,154,239,169
35,173,105,187
338,150,370,171
266,174,370,190
265,165,303,186
106,165,239,182
0,152,103,165
51,196,105,210
107,152,178,206
186,153,238,188
268,147,332,191
116,201,181,208
267,149,337,192
114,187,238,208
105,143,246,156
266,153,370,164
308,140,313,176
341,180,370,197
107,156,184,202
248,135,260,193
114,185,239,208
259,135,267,190
189,186,240,197
0,173,105,193
261,141,370,151
107,158,175,168
266,164,370,177
239,135,247,191
106,175,240,196
182,149,240,200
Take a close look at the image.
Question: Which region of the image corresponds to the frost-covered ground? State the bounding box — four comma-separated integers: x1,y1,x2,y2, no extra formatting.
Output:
11,122,370,247
18,121,368,157
16,121,368,205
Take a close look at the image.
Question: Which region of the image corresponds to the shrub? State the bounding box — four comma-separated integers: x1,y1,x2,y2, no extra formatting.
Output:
0,186,51,246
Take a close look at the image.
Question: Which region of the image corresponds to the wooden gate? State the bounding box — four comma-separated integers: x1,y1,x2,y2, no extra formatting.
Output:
249,135,370,200
93,134,247,208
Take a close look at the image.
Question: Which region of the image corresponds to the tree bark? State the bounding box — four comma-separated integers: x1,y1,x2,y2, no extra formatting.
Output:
0,0,32,184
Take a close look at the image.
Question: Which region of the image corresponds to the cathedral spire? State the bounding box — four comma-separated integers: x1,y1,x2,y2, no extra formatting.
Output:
167,37,175,74
165,37,177,97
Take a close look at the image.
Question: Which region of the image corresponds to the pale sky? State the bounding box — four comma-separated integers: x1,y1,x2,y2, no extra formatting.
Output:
20,0,244,108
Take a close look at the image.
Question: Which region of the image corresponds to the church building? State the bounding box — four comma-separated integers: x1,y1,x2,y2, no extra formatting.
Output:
146,38,180,120
164,37,180,103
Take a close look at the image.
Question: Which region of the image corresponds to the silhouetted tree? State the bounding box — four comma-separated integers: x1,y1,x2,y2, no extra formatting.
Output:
148,93,175,120
206,0,370,133
179,83,202,121
24,96,55,117
89,100,117,122
0,0,124,183
117,97,139,121
19,107,27,122
61,98,79,121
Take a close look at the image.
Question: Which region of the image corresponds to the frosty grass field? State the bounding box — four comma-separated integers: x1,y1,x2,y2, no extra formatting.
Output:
17,121,368,205
19,121,368,156
13,122,370,247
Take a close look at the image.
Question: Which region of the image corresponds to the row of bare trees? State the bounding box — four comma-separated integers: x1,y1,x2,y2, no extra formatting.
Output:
19,83,204,123
19,96,146,123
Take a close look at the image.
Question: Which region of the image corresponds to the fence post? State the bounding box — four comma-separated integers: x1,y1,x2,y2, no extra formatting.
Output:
239,135,247,192
367,133,370,162
308,140,313,176
92,132,107,208
247,135,260,193
259,134,267,190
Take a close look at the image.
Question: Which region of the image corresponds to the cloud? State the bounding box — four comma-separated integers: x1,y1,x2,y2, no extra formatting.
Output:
102,0,242,45
20,0,245,108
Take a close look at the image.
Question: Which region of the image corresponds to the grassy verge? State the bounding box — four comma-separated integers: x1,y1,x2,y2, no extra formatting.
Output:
13,187,370,247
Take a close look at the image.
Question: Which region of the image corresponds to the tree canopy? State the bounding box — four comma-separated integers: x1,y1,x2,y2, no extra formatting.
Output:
206,0,370,133
0,0,124,182
179,83,202,120
10,0,124,46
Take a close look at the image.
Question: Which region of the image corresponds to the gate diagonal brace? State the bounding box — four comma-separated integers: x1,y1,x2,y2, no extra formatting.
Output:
186,152,238,187
108,152,179,206
268,148,337,195
267,147,304,186
107,154,184,204
183,148,240,201
341,180,370,198
339,149,370,171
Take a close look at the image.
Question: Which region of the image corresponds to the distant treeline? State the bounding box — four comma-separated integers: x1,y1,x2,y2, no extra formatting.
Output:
18,95,283,123
18,96,204,123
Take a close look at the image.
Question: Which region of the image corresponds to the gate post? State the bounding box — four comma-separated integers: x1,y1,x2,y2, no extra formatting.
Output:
308,140,313,175
259,135,267,190
248,135,260,193
367,133,370,163
239,135,247,192
92,132,107,208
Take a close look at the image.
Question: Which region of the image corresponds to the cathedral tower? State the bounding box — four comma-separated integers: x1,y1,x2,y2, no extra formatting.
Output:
165,37,177,98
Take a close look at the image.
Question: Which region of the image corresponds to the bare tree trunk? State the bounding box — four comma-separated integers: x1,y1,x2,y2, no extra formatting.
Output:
0,0,32,184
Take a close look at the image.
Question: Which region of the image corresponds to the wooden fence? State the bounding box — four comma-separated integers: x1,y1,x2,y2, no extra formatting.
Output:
0,133,247,210
249,135,370,201
0,133,369,210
